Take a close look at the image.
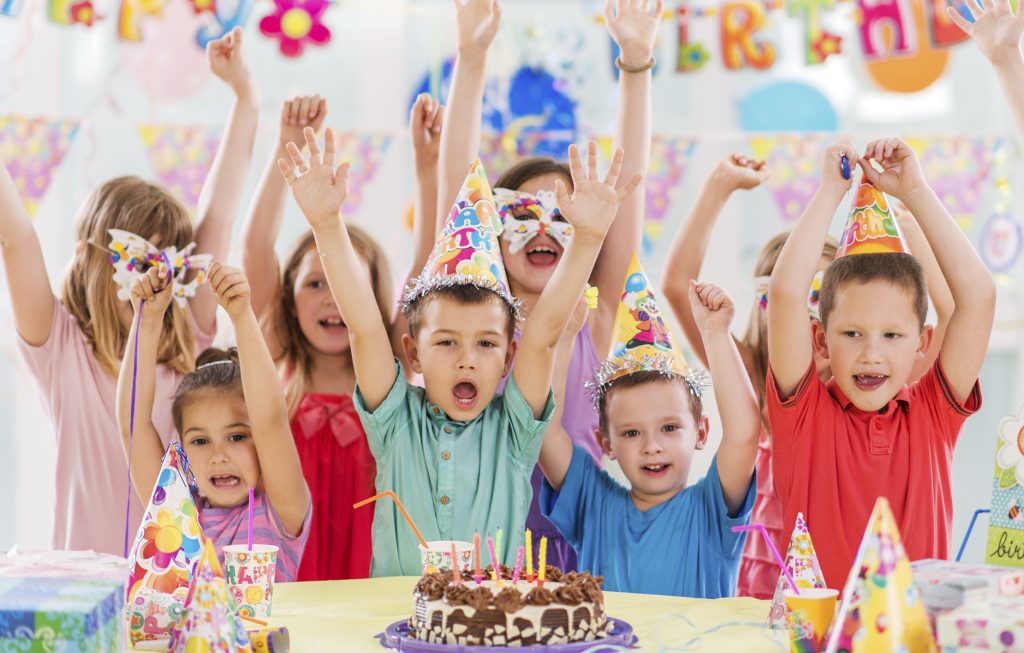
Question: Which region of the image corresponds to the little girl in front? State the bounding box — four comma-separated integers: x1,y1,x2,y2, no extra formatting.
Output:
117,262,311,580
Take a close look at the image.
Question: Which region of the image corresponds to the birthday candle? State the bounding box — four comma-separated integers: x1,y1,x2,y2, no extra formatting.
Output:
473,533,481,579
539,536,547,583
495,528,502,566
511,546,524,585
487,536,502,587
525,529,533,577
450,542,461,584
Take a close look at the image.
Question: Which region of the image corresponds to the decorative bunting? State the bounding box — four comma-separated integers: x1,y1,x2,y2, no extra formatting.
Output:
0,116,80,218
749,133,830,223
644,136,696,254
904,136,998,234
333,131,392,216
138,123,221,210
986,404,1024,568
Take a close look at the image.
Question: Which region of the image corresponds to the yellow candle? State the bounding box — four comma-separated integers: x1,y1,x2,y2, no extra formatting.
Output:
496,528,503,567
539,536,547,582
525,529,533,577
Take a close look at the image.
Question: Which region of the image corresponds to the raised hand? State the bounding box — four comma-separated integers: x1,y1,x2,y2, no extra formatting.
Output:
947,0,1024,66
858,138,927,201
711,153,769,192
208,261,252,321
279,95,328,150
604,0,663,67
689,280,734,336
207,27,253,94
278,127,351,228
130,264,174,320
455,0,501,56
411,93,444,165
554,140,643,241
819,139,858,196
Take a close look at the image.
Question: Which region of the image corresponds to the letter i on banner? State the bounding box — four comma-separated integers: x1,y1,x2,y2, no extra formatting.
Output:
676,5,711,72
119,0,166,41
720,1,775,70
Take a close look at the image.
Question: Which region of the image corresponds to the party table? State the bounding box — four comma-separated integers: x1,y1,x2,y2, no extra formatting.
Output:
260,577,788,652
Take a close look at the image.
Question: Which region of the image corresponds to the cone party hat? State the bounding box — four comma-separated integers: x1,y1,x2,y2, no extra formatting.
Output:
168,540,252,653
822,497,936,653
769,512,828,629
591,253,705,400
402,159,520,318
835,182,910,258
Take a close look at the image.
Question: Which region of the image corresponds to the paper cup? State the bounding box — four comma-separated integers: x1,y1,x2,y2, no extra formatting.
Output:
223,544,278,619
419,540,473,575
784,588,838,653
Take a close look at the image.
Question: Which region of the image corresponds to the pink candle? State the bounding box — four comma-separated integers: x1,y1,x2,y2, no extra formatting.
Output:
511,546,524,585
487,536,502,587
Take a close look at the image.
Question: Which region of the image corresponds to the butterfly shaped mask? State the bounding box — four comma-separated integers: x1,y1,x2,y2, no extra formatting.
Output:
107,229,213,308
493,188,573,254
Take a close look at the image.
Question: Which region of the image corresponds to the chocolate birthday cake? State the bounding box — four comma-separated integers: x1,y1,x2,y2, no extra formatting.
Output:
410,565,611,647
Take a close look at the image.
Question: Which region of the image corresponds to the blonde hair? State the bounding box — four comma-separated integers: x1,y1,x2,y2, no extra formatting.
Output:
265,226,394,416
63,176,197,377
743,231,838,421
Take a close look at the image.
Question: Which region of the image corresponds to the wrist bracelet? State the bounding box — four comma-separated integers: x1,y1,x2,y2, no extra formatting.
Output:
615,56,655,73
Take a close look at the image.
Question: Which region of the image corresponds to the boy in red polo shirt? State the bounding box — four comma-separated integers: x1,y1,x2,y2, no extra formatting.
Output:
765,138,994,588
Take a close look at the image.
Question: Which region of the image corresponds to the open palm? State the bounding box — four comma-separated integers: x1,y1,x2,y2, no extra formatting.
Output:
948,0,1024,65
278,127,351,227
555,140,642,240
455,0,501,54
605,0,663,61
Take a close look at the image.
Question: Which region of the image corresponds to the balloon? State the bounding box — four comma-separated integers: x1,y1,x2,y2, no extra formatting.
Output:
739,81,837,132
124,0,210,101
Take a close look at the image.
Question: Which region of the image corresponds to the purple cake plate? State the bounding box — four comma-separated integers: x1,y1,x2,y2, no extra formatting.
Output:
378,617,637,652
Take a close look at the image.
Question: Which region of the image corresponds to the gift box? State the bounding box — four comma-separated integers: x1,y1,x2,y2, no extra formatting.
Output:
935,595,1024,652
0,576,125,653
912,559,1024,611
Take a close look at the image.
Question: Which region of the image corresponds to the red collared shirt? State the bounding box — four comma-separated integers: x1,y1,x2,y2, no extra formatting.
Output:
767,361,981,588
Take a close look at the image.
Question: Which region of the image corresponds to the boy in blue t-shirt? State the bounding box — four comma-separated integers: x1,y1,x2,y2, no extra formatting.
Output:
539,259,759,597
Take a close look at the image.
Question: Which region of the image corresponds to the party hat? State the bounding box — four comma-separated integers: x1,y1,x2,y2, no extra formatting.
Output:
591,253,706,401
168,540,253,653
822,497,936,653
769,513,828,629
835,182,910,258
402,159,521,319
126,442,205,643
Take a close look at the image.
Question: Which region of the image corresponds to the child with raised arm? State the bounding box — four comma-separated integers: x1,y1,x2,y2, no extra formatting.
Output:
2,28,257,554
538,261,759,598
279,128,639,576
117,262,311,579
766,139,993,588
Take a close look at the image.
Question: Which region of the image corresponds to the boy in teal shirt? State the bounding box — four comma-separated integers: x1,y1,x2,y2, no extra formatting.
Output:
280,131,640,575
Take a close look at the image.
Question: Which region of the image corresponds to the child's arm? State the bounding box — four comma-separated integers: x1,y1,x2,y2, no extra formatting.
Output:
515,142,642,416
859,138,996,400
948,1,1024,137
589,0,661,344
435,0,501,230
278,127,397,410
190,27,259,335
662,155,768,367
242,95,327,325
116,266,176,502
0,158,54,346
207,262,310,535
767,141,858,397
896,206,954,381
689,281,758,514
409,93,444,274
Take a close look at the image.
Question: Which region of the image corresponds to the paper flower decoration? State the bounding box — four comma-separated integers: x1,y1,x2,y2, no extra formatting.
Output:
188,0,215,13
70,0,98,25
997,405,1024,489
678,43,709,72
812,31,842,63
259,0,331,58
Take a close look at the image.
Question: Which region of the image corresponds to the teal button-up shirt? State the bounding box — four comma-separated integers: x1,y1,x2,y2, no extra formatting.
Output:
354,360,554,577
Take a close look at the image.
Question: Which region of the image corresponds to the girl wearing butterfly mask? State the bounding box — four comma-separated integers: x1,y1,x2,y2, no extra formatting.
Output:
661,154,953,600
0,28,258,555
437,0,659,571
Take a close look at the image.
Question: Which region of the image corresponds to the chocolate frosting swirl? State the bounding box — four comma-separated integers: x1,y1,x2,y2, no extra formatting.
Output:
553,583,585,606
575,573,604,604
415,573,448,601
444,583,474,606
484,563,513,580
493,586,525,613
524,586,556,606
543,565,564,582
465,586,494,611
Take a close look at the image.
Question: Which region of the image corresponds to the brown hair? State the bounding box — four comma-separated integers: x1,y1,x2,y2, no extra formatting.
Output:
264,226,395,416
818,252,927,329
172,347,243,435
742,231,839,421
63,176,197,377
598,371,703,435
494,157,573,191
405,284,517,342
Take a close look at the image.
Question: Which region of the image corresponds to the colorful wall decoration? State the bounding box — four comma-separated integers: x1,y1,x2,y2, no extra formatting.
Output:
0,116,80,218
987,404,1024,568
332,131,392,216
138,124,222,210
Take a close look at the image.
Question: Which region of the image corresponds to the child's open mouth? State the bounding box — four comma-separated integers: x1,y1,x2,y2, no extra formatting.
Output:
452,381,478,409
318,316,346,331
640,463,671,477
853,374,888,391
526,245,559,267
210,474,241,488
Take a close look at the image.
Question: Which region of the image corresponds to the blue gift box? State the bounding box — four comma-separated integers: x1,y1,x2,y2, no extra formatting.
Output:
0,577,125,652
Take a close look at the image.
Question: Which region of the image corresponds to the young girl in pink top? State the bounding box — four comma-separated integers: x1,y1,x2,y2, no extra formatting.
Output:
0,28,258,554
118,262,311,581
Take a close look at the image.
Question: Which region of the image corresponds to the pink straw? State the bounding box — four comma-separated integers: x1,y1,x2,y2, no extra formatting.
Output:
247,487,254,551
732,524,799,595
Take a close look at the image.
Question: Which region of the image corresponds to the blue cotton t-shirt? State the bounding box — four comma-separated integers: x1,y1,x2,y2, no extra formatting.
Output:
540,446,755,598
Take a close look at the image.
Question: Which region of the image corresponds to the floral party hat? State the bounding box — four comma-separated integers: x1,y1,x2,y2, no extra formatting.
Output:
769,513,828,629
835,182,910,258
168,540,252,653
822,497,936,653
126,442,205,644
590,253,707,402
402,159,521,319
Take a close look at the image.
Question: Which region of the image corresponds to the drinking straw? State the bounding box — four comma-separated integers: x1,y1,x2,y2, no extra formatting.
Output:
353,491,428,549
247,487,254,551
732,524,799,595
956,508,991,562
240,614,268,627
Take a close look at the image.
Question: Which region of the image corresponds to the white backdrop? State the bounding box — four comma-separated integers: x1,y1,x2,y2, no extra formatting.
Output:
1,0,1022,565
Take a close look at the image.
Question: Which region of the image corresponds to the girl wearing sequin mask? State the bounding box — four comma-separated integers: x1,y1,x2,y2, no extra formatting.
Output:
437,0,661,571
0,28,257,555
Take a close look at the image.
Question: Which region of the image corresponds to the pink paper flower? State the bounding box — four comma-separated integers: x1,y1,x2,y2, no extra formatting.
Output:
259,0,331,58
